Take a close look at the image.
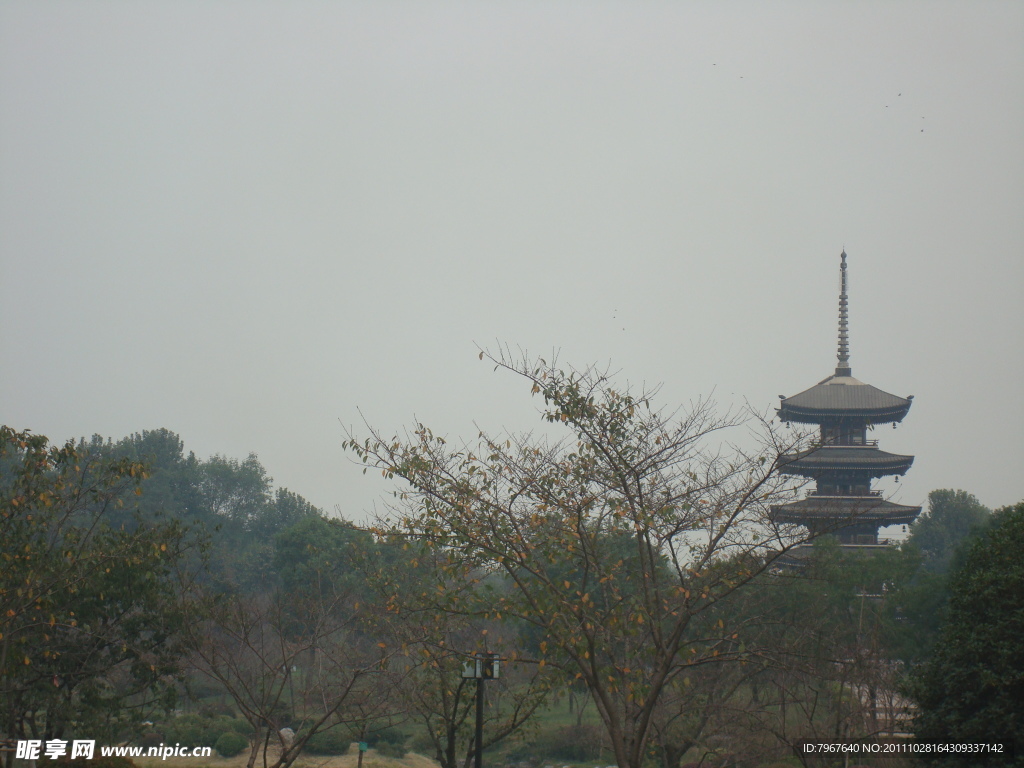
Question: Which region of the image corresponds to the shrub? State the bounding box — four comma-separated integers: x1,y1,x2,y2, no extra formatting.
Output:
531,725,605,762
408,731,436,756
302,728,352,756
228,718,254,736
364,726,406,758
374,742,407,759
215,732,249,758
367,727,406,747
168,713,217,746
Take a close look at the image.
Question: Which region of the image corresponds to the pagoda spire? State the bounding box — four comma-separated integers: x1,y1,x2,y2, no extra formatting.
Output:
836,250,851,376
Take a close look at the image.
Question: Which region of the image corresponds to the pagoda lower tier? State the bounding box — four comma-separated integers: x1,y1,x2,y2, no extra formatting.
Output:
770,495,921,544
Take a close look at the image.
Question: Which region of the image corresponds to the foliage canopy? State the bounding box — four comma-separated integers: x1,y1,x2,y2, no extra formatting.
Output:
907,501,1024,757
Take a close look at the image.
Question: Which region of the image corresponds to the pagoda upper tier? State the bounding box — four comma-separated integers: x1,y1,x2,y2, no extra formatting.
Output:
778,374,913,424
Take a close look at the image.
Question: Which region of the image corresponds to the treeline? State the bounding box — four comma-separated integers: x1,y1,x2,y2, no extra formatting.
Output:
0,427,321,745
0,425,539,768
86,428,322,567
2,364,1021,768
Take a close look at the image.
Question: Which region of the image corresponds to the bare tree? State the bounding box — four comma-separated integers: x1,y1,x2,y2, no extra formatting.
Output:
183,583,392,768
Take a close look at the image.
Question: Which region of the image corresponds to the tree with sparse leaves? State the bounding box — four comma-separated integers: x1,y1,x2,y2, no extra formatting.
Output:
344,350,812,768
363,540,550,768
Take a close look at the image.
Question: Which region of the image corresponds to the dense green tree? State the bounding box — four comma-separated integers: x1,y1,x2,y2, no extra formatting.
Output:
0,426,192,746
885,489,993,665
110,430,320,553
906,501,1024,760
108,430,320,587
907,489,991,575
110,429,206,525
272,515,373,598
199,454,274,538
256,488,322,540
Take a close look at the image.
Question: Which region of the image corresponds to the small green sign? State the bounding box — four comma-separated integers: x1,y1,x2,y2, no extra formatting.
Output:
358,742,369,752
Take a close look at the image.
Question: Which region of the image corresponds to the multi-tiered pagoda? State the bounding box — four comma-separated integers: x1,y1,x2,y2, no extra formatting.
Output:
771,251,921,549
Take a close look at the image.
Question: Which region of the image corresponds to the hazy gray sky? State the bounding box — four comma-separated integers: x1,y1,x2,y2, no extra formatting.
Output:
2,2,1022,524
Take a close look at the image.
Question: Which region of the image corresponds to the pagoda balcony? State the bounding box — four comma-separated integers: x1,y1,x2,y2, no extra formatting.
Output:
807,490,884,498
816,438,880,448
778,542,898,563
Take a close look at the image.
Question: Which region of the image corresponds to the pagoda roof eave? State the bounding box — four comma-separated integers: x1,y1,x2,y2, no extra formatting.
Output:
779,447,915,477
778,374,912,424
778,405,911,424
770,496,922,525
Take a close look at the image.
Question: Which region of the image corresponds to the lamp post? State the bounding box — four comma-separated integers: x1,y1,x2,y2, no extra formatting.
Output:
461,652,500,768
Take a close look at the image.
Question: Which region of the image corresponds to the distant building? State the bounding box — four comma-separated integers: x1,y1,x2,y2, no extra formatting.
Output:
771,251,921,551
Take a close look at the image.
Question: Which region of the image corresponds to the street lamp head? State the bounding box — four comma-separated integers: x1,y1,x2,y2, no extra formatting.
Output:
461,652,501,679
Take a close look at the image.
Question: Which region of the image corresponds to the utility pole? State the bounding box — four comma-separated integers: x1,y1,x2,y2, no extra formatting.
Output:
462,652,500,768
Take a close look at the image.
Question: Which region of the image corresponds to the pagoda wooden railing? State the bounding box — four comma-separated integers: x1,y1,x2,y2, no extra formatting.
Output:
806,490,885,498
817,438,880,448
